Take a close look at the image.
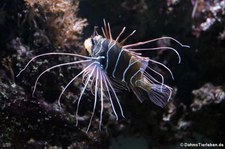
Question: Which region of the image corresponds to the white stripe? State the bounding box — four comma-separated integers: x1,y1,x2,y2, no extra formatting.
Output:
112,48,124,78
95,39,106,55
92,39,101,56
122,59,138,82
130,69,141,87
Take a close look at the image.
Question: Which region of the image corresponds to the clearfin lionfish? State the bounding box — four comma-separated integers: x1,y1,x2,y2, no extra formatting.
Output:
17,20,189,132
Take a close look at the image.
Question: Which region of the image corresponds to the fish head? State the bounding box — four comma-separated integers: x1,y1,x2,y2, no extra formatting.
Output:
84,35,103,56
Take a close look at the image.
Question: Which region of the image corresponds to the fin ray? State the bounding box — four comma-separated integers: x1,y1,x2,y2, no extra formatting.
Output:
147,84,172,107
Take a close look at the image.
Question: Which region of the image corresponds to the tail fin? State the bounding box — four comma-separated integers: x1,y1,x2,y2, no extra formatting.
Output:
132,83,172,108
147,84,172,107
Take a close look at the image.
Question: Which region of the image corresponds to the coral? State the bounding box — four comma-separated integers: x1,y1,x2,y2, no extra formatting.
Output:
191,83,225,111
24,0,87,48
191,0,225,38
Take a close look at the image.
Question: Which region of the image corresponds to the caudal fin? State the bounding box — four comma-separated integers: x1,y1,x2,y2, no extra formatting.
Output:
147,84,172,107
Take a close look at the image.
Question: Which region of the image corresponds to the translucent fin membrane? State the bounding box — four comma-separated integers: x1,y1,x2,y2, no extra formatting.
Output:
147,84,172,108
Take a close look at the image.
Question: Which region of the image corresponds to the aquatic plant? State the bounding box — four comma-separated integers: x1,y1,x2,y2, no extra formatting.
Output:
24,0,87,47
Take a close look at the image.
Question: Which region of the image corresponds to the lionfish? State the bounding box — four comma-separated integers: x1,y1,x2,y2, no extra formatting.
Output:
17,20,189,132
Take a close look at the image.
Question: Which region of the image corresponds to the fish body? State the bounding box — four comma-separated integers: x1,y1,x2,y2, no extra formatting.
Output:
84,33,171,107
86,36,145,83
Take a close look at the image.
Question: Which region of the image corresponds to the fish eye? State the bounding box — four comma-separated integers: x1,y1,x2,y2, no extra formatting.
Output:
84,38,93,55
